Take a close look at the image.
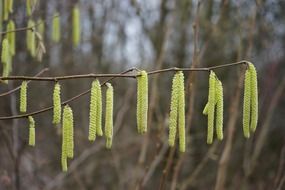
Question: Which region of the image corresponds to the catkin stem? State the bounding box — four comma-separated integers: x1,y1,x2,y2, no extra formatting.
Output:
105,83,113,149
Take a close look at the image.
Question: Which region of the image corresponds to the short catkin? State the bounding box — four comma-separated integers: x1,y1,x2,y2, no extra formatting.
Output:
243,68,251,138
177,71,186,152
207,71,216,144
53,83,61,124
249,63,258,132
52,13,61,43
168,73,179,147
105,83,113,149
20,81,28,113
136,70,148,134
215,79,224,140
7,20,16,56
72,5,80,47
28,116,35,146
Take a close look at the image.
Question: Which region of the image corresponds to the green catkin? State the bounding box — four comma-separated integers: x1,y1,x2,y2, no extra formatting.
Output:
1,38,10,80
8,0,13,13
249,63,258,132
20,81,27,113
7,20,16,56
207,71,216,144
37,18,45,40
52,13,61,43
26,0,31,16
105,83,113,149
28,116,35,146
88,80,103,141
202,102,209,115
3,0,9,21
215,79,224,140
177,71,185,152
26,19,36,57
168,73,179,147
243,68,251,138
53,83,61,124
72,5,80,47
136,70,148,134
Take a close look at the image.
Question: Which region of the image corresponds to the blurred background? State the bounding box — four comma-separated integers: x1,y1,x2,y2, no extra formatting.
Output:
0,0,285,189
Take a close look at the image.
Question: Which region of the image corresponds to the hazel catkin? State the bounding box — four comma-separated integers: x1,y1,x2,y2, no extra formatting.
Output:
53,83,61,124
207,71,216,144
28,116,35,146
52,13,61,43
72,5,80,47
177,71,185,152
105,83,113,149
20,81,28,113
249,63,258,132
215,79,224,140
243,68,251,138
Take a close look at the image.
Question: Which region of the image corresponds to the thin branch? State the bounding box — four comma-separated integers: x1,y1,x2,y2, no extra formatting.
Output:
0,61,248,120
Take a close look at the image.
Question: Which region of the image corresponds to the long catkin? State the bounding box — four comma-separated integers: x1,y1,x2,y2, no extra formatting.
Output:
28,116,35,146
96,81,103,136
168,73,179,147
53,83,61,124
136,70,148,134
8,0,13,13
72,5,80,47
20,81,28,113
249,63,258,132
215,79,224,140
207,71,216,144
52,13,60,43
1,38,10,79
177,71,185,152
7,20,16,56
243,68,251,138
105,83,113,149
3,0,8,20
26,19,36,57
26,0,31,16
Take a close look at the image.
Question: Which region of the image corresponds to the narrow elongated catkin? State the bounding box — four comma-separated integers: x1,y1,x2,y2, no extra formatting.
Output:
3,0,9,20
8,0,13,13
72,5,80,47
215,79,224,140
243,68,251,138
28,116,35,146
26,0,31,16
105,83,113,149
249,63,258,132
207,71,216,144
1,38,11,80
53,83,61,124
7,20,16,56
26,19,36,57
177,71,185,152
136,70,148,134
52,13,60,43
20,81,28,113
168,73,179,147
37,18,45,40
89,80,103,141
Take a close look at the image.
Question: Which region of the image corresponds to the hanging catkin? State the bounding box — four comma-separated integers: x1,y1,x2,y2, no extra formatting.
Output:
26,19,36,57
37,18,45,40
177,71,185,152
3,0,9,20
8,0,13,13
28,116,35,146
168,73,179,147
1,38,10,80
249,63,258,132
105,83,113,149
53,83,61,124
20,81,27,113
243,68,251,138
7,20,16,56
207,71,216,144
136,70,148,134
72,5,80,47
52,13,61,43
26,0,31,16
89,80,102,141
215,79,224,140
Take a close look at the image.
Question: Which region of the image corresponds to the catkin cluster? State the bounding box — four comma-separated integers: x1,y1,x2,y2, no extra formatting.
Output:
20,81,28,113
168,71,185,152
26,19,36,57
88,80,103,141
136,70,148,134
52,13,61,43
203,71,224,144
28,116,35,146
1,38,11,80
53,83,62,124
61,105,74,172
105,83,114,149
72,5,80,47
243,62,258,138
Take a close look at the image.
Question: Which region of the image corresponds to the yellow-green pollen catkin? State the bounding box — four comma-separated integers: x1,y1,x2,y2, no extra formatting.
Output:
53,83,61,124
8,0,13,13
168,73,179,147
3,0,9,21
207,71,216,144
1,38,11,80
28,116,35,146
243,68,251,138
136,70,148,134
215,79,224,140
26,0,31,16
61,105,74,171
37,18,45,40
72,5,80,47
105,83,113,149
88,80,103,141
7,20,16,56
249,63,258,132
52,13,61,43
26,19,36,57
20,81,28,113
177,71,185,152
